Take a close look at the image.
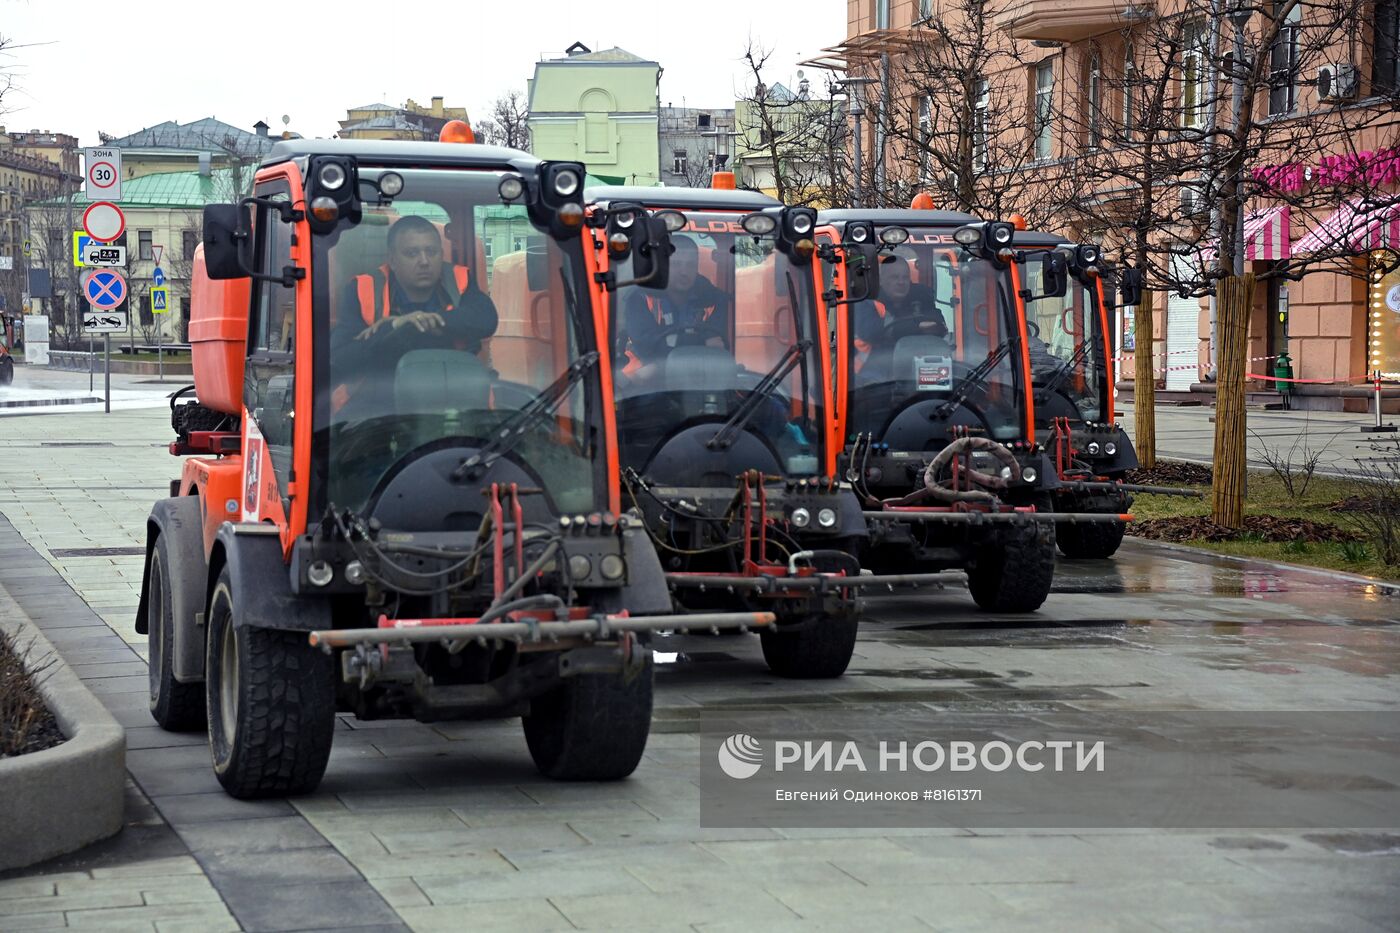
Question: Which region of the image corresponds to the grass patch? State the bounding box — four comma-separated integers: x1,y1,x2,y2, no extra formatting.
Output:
1128,467,1400,582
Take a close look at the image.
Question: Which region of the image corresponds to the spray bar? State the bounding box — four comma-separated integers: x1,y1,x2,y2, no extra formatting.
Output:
665,572,953,592
864,510,1132,524
307,611,776,651
1059,480,1203,497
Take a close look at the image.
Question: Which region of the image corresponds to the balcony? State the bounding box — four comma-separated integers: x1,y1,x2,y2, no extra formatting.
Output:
997,0,1155,43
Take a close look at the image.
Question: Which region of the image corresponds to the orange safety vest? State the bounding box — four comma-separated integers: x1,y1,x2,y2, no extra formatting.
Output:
620,293,719,376
852,301,887,373
331,263,474,413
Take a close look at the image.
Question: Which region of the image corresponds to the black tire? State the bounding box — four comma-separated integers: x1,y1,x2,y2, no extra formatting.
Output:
759,609,859,678
523,644,653,781
966,521,1056,613
1056,519,1126,559
146,535,206,731
205,569,336,799
0,360,12,385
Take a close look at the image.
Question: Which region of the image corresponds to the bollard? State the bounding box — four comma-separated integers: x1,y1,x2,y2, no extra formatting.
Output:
1361,370,1396,433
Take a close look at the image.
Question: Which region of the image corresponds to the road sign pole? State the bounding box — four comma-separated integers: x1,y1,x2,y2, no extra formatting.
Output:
157,314,162,381
104,334,111,414
89,332,94,391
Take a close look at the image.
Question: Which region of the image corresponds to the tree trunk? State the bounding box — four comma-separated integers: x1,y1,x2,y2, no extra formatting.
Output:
1133,288,1157,469
1211,273,1254,528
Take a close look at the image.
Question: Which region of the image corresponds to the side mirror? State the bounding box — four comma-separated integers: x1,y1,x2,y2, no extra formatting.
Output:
610,210,676,291
844,244,882,304
1120,267,1144,307
203,203,250,280
1036,251,1070,299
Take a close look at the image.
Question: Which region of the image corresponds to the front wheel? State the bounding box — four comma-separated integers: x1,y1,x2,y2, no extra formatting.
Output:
205,569,336,799
966,522,1056,613
523,642,653,781
760,609,859,679
147,534,206,731
1056,519,1126,559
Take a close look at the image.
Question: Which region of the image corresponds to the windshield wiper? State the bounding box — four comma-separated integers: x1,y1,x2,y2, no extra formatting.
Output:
452,351,599,481
707,340,812,450
1035,339,1094,398
934,338,1013,420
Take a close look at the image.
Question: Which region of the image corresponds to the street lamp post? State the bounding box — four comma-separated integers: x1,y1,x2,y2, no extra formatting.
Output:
836,77,876,208
1228,2,1251,275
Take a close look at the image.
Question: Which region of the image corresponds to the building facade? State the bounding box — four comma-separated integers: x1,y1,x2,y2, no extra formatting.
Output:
338,98,470,141
528,43,661,186
659,105,737,186
0,128,80,331
826,0,1400,407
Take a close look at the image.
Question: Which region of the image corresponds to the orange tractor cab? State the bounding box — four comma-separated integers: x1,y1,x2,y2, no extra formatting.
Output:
583,185,945,678
135,139,772,798
1015,231,1192,557
815,209,1124,612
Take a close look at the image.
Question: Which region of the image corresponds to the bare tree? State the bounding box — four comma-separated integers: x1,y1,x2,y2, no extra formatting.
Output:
475,91,531,151
736,41,852,207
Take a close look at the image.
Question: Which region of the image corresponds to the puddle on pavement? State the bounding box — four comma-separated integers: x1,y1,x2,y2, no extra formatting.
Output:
1303,832,1400,856
1210,836,1291,851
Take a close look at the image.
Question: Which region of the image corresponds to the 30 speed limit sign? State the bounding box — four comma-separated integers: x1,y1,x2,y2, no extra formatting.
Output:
84,147,122,201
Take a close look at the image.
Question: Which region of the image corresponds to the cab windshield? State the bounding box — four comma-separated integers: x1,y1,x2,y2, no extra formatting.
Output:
310,167,596,517
847,229,1024,443
1021,252,1107,422
610,212,826,476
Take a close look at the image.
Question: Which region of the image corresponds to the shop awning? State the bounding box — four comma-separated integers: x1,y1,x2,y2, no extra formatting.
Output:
1198,205,1290,264
1294,196,1400,254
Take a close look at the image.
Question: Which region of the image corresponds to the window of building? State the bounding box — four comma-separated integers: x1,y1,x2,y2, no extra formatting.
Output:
1181,20,1209,128
483,239,494,260
918,95,932,182
1087,50,1103,149
974,79,990,169
1033,61,1055,160
1123,44,1137,139
512,236,526,252
698,113,711,128
875,0,889,29
1269,2,1301,114
918,0,933,20
1376,0,1400,94
138,230,153,261
139,294,153,325
182,229,197,261
673,149,688,176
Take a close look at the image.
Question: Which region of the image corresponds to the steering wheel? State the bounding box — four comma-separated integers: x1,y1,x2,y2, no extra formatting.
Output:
880,314,950,344
651,321,728,348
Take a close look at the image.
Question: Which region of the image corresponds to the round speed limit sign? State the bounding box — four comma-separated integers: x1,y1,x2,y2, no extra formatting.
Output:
88,162,117,190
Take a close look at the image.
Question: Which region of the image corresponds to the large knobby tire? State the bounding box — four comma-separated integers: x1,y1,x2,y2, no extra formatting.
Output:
760,609,859,678
147,535,206,731
966,521,1056,613
523,645,653,781
205,569,336,799
1056,519,1127,559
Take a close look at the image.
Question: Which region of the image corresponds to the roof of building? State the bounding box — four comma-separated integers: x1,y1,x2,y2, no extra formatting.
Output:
30,167,237,208
544,46,655,64
100,118,275,158
340,114,435,135
350,103,398,112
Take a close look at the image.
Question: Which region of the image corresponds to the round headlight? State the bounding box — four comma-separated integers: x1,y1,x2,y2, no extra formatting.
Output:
309,196,338,224
817,508,838,529
344,561,366,585
953,226,982,246
991,223,1014,245
378,172,404,197
569,554,592,580
1081,245,1099,265
791,212,814,235
553,168,581,197
1021,466,1039,484
307,560,334,587
880,226,909,245
614,209,637,229
741,213,778,236
1087,441,1101,455
1104,442,1118,456
498,176,525,202
599,554,626,580
999,465,1013,480
318,163,346,191
791,507,811,528
850,225,870,243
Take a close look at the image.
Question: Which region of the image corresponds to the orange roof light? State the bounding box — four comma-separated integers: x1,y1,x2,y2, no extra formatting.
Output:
711,171,736,190
439,120,476,144
910,192,936,210
1009,213,1028,231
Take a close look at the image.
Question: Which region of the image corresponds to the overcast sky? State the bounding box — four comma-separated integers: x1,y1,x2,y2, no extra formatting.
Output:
0,0,845,146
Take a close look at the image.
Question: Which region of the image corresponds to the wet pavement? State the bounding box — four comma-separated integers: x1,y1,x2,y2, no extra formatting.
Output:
1,404,1398,931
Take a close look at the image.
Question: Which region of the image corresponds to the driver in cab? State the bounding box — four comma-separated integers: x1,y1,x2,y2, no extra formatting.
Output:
331,215,499,372
617,235,729,378
853,252,948,380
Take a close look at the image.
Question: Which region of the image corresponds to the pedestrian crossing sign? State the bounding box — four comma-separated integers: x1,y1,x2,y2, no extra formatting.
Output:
151,286,169,314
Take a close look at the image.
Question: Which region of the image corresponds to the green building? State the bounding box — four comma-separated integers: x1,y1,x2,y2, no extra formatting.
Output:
527,43,661,187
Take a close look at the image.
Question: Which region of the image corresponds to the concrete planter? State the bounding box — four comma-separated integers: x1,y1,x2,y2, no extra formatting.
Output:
0,612,126,872
43,351,193,377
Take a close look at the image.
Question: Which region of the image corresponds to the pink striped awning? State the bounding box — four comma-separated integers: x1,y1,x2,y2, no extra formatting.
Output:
1294,197,1400,254
1198,206,1291,264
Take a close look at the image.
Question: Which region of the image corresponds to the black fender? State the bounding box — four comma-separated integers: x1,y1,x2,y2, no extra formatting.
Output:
208,523,332,632
615,526,671,615
135,497,208,682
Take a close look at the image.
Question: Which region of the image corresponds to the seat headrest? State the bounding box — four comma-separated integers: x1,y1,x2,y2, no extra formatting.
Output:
663,345,740,391
394,350,491,414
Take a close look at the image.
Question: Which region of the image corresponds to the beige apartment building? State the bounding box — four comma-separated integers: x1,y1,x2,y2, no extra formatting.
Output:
821,0,1400,408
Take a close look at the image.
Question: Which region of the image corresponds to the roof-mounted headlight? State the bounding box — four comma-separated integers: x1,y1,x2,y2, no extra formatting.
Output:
880,226,909,245
498,175,525,203
656,210,687,233
953,225,982,246
318,162,345,191
741,212,777,236
553,168,580,198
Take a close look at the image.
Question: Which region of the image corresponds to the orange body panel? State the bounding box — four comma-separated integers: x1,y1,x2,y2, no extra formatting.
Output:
581,222,622,515
485,251,565,388
180,455,244,557
188,244,252,415
1094,277,1115,424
